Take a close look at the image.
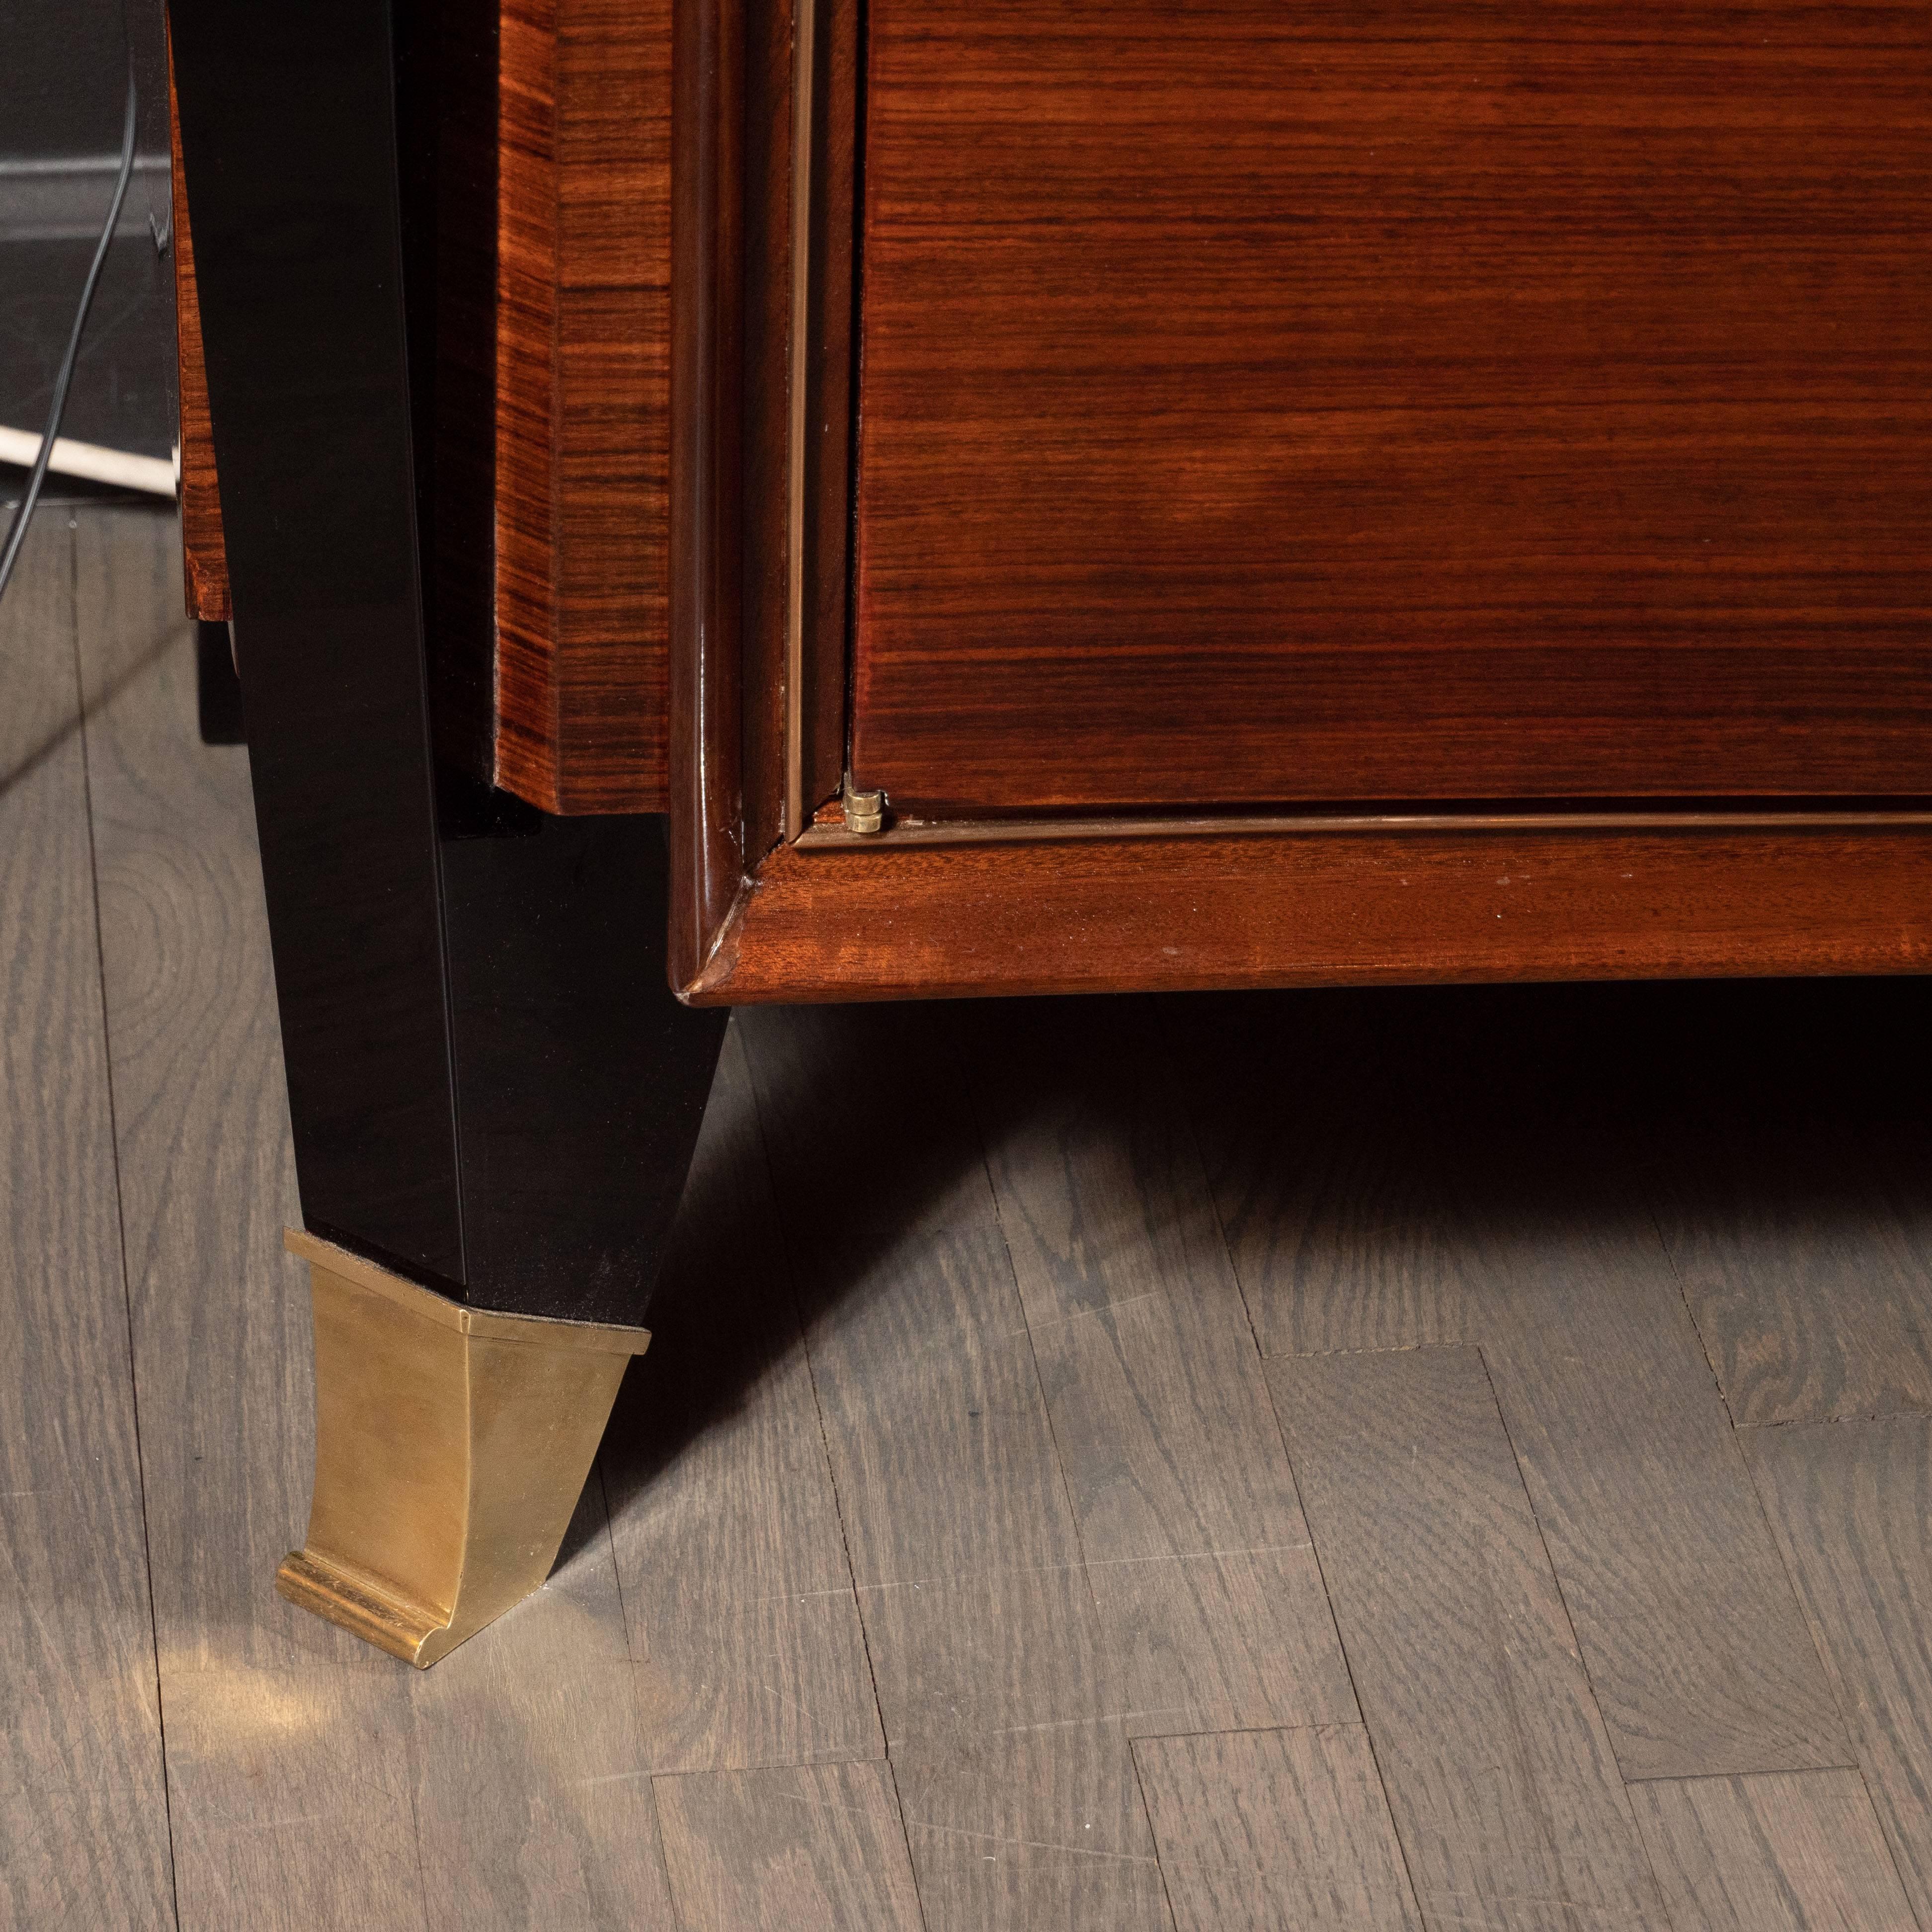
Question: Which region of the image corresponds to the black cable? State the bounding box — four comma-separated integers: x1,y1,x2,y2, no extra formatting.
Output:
0,46,140,606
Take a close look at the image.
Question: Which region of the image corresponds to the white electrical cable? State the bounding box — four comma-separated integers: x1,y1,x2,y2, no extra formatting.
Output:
0,425,178,500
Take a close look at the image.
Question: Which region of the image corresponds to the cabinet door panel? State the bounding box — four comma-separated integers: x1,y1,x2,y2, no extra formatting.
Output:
851,1,1932,812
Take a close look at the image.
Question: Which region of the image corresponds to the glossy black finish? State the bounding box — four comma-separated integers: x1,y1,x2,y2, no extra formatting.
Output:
195,620,243,746
443,808,719,1321
168,0,725,1323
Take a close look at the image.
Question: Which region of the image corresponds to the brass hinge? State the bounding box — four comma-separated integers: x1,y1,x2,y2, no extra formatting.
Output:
842,778,886,835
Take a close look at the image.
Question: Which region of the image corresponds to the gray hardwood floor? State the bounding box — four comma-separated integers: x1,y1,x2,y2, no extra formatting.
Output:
4,503,1931,1931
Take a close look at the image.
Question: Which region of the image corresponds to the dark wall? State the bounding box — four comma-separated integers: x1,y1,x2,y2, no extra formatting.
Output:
0,0,178,471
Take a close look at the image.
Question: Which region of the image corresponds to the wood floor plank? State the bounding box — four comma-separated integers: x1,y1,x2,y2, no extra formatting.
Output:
76,507,676,1930
407,1479,680,1932
962,999,1355,1740
655,1759,924,1932
1744,1413,1932,1929
0,515,177,1929
1133,1724,1422,1932
739,1002,1173,1932
1630,1768,1917,1932
1471,1186,1852,1783
891,1726,1174,1932
1196,988,1848,1780
600,1021,884,1773
1647,1117,1932,1429
1268,1345,1667,1932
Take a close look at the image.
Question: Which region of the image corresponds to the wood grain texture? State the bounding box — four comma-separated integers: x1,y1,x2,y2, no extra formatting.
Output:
738,1003,1174,1931
1745,1413,1932,1929
600,1021,884,1772
496,0,672,811
176,0,670,806
655,1760,924,1932
852,0,1932,812
0,520,177,1930
1651,1128,1932,1428
691,825,1932,1003
670,0,748,977
1269,1346,1667,1932
74,507,679,1932
167,34,230,624
1134,1725,1422,1932
740,0,798,859
1631,1769,1918,1932
1468,1211,1848,1782
797,0,860,827
1197,988,1848,1781
960,999,1356,1741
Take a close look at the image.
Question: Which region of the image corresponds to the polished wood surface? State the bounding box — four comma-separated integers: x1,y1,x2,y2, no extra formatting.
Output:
166,37,229,624
496,0,673,811
743,0,859,851
688,823,1932,1002
671,0,749,979
851,0,1932,812
795,0,861,832
739,0,798,861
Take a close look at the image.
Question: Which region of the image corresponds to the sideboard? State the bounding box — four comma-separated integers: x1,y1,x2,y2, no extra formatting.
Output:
165,0,1932,1661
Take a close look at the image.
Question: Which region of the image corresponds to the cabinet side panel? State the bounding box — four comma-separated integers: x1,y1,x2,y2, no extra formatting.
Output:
167,34,231,625
496,0,564,800
496,0,673,813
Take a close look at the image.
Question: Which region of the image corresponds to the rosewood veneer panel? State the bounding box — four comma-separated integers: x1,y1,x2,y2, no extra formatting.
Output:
497,0,672,810
167,39,229,624
852,0,1932,811
169,0,672,808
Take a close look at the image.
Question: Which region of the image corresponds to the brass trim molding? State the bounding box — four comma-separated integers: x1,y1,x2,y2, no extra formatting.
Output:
794,806,1932,852
276,1228,650,1667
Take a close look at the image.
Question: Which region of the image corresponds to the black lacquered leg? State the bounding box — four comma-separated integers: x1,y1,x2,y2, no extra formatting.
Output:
167,0,724,1323
167,0,725,1661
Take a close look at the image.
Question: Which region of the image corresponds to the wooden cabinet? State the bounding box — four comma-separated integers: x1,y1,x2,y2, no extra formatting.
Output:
161,0,1932,1667
174,0,1932,1004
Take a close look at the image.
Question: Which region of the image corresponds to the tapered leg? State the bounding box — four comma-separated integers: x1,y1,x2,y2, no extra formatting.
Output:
167,0,725,1663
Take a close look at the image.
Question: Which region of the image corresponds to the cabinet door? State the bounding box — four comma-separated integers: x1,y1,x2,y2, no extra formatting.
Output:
849,0,1932,815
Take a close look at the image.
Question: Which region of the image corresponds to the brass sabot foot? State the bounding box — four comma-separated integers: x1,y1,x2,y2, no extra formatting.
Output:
276,1228,650,1667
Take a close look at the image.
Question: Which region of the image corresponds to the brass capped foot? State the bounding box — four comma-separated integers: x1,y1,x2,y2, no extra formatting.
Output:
276,1228,650,1667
